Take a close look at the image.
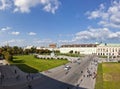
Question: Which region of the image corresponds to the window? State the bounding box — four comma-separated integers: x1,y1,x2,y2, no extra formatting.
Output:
113,48,114,52
106,48,108,52
116,48,117,52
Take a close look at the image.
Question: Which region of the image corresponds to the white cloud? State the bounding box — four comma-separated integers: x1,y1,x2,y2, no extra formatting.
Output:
86,1,120,28
28,32,36,35
1,39,25,46
11,31,20,35
0,26,11,31
0,0,11,10
0,0,60,14
73,27,120,42
13,0,40,13
34,39,52,43
43,0,60,14
13,0,60,14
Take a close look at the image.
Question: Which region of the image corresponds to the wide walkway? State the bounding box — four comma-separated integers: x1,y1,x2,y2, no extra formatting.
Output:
0,64,42,88
72,57,98,89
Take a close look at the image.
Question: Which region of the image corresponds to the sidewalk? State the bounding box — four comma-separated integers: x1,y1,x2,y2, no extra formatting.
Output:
72,60,98,89
0,65,42,87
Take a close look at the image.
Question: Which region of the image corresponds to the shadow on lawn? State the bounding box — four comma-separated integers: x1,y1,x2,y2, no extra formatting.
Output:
12,60,25,63
11,64,39,73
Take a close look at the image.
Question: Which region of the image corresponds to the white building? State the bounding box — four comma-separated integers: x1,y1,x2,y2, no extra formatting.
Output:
36,47,59,51
24,46,33,50
60,44,97,55
59,43,120,57
97,43,120,58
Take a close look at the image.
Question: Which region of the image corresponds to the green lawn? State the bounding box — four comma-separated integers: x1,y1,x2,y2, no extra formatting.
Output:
95,63,120,89
10,55,68,73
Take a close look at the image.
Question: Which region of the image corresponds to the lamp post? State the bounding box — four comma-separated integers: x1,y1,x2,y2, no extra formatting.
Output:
108,53,109,62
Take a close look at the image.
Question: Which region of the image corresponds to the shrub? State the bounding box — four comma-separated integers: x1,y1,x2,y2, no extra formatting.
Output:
64,58,68,60
34,55,39,59
4,51,13,61
47,57,50,59
61,58,63,59
51,57,53,59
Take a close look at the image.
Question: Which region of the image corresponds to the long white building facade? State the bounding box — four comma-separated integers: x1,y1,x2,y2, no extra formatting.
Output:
97,44,120,57
59,43,120,57
60,44,97,55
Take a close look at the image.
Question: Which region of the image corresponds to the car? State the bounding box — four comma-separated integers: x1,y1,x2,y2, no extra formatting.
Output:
64,65,71,70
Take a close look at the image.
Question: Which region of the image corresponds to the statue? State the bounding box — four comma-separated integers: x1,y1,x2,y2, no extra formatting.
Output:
50,49,55,57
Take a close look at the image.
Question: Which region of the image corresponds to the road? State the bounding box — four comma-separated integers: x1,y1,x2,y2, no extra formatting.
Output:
42,55,93,85
0,55,95,89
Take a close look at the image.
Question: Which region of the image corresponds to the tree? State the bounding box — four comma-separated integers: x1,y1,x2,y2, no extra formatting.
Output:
2,51,13,61
75,51,77,54
31,47,36,53
24,49,30,55
69,50,73,54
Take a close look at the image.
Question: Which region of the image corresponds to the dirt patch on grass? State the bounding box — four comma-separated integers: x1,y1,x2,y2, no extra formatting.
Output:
103,73,112,81
103,73,120,81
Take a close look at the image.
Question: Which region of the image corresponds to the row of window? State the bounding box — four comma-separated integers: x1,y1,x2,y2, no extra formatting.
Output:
97,52,120,56
97,48,120,52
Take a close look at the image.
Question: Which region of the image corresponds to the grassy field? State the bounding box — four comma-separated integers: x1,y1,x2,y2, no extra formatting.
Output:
10,55,68,73
95,63,120,89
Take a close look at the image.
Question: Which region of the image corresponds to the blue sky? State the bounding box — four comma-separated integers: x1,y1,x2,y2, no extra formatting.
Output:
0,0,120,47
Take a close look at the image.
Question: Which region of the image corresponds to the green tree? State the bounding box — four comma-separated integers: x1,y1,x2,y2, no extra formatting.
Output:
69,50,73,54
2,51,13,61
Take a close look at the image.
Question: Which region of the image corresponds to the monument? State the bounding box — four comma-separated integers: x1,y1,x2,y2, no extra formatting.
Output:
50,49,55,57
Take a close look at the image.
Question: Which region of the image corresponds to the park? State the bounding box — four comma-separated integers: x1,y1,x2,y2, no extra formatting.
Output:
11,55,68,73
95,62,120,89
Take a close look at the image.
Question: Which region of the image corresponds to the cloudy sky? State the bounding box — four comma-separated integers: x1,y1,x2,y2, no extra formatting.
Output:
0,0,120,47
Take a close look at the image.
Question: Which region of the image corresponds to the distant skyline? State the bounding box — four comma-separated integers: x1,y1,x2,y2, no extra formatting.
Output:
0,0,120,47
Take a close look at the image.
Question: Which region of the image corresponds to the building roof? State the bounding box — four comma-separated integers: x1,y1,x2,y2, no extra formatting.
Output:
98,43,120,47
61,44,98,47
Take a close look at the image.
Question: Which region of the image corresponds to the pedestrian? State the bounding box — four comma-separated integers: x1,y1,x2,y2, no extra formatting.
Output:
28,84,32,89
81,71,83,73
14,69,17,74
31,75,34,80
26,75,29,81
1,74,4,79
76,84,79,89
87,75,88,77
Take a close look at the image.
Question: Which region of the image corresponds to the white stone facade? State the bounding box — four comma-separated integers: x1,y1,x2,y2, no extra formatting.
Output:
59,44,120,57
97,44,120,57
60,47,96,55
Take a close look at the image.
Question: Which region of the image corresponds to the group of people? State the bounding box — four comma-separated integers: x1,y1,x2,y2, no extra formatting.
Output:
76,60,98,88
